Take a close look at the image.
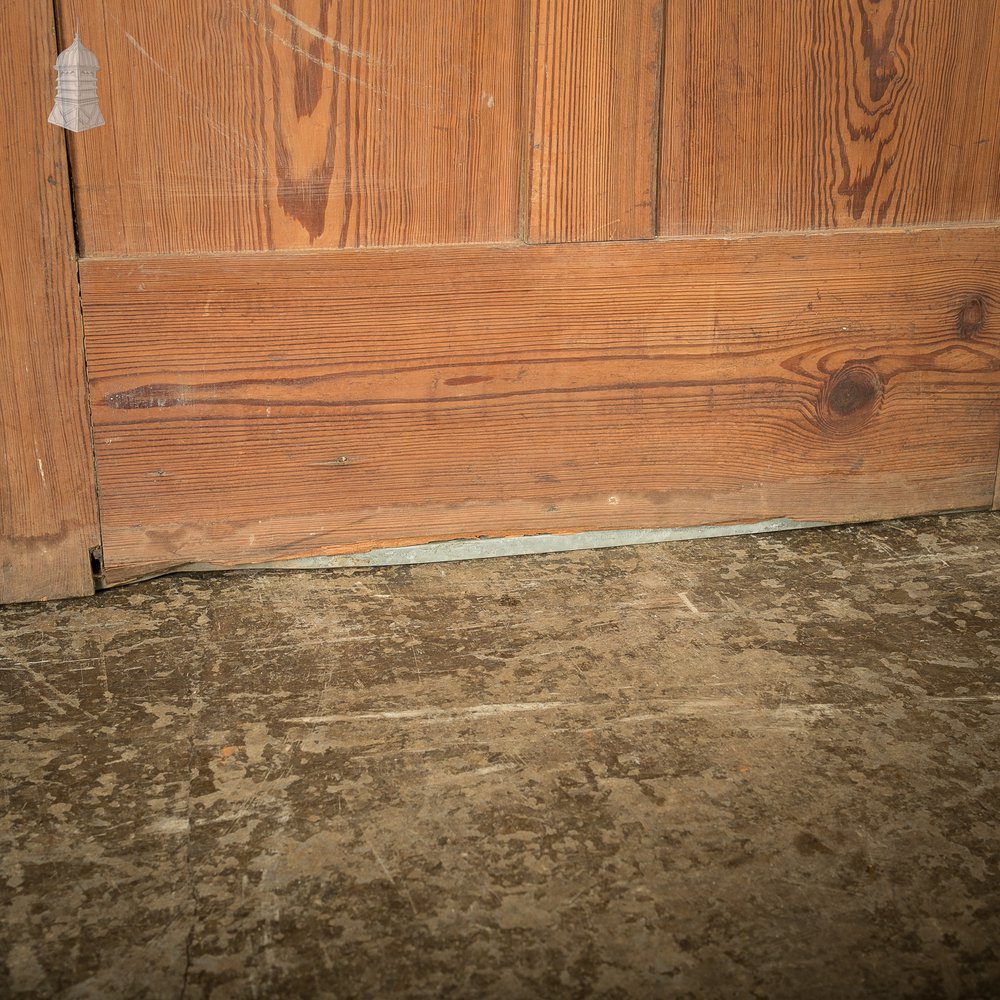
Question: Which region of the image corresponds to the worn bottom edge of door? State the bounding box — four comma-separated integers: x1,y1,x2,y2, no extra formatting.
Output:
179,516,830,571
94,509,981,590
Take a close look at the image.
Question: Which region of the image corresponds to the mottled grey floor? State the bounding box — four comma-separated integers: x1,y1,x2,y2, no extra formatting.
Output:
1,513,999,999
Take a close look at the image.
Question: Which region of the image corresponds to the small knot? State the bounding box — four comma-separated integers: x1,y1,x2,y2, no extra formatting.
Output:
956,296,986,339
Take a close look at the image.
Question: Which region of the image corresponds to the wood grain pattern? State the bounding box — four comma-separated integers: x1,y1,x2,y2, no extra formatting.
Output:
528,0,663,243
61,0,525,254
80,226,1000,584
0,2,100,603
660,0,1000,235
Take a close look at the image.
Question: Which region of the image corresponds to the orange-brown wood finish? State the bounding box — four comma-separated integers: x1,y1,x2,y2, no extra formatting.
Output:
660,0,1000,235
65,0,1000,255
4,1,996,598
528,0,664,243
81,227,1000,584
0,2,100,603
61,0,526,254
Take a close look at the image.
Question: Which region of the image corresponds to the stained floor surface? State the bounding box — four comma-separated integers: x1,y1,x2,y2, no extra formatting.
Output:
1,513,999,998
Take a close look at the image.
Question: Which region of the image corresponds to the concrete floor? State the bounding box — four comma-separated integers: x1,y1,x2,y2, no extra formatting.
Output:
1,512,998,999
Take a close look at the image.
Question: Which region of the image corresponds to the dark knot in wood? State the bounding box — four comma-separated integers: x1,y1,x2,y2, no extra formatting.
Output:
818,364,883,433
957,296,986,339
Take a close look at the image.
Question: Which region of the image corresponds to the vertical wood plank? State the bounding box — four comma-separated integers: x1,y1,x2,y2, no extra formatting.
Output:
660,0,1000,235
0,1,100,603
528,0,663,243
61,0,526,255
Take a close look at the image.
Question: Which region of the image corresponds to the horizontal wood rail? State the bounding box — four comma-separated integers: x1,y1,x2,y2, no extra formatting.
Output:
80,225,1000,586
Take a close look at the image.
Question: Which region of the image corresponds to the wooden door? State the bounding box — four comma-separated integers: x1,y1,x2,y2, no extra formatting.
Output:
4,2,999,599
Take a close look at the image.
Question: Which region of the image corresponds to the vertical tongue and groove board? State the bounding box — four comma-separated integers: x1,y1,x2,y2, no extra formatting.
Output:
527,0,664,243
0,1,100,603
660,0,1000,234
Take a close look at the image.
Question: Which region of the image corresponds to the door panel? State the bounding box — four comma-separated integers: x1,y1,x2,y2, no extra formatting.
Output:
81,227,1000,584
64,0,1000,254
528,0,663,243
0,1,100,603
62,0,526,254
661,0,1000,235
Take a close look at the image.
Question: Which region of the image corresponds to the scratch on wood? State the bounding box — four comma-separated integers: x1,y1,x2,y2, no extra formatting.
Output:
239,8,369,89
239,7,439,112
122,31,170,75
268,2,375,64
119,26,265,158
